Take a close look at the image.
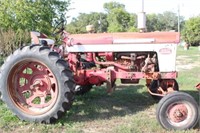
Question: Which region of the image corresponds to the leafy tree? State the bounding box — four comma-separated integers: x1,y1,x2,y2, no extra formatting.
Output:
182,16,200,46
104,2,137,32
67,2,138,34
128,13,138,32
0,29,30,56
0,0,71,35
97,13,108,33
66,2,184,34
0,0,71,55
159,11,178,31
103,2,125,13
146,13,159,32
67,12,108,34
146,11,184,32
106,8,130,32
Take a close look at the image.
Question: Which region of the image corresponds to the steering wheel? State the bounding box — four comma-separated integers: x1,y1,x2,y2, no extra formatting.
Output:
52,15,66,36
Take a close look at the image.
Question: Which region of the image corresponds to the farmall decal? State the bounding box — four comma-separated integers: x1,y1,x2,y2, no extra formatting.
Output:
159,48,172,54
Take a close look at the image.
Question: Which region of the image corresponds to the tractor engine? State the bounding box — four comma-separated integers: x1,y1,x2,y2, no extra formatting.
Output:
78,51,158,84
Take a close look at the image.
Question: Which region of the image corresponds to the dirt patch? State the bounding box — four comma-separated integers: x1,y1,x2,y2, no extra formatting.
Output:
82,116,131,133
176,55,200,71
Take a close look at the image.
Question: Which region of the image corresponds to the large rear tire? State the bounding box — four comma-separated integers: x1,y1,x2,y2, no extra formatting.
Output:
0,45,75,123
156,92,199,130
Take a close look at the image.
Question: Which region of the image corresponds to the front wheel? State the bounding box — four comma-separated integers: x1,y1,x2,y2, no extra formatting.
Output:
0,45,75,123
156,92,199,130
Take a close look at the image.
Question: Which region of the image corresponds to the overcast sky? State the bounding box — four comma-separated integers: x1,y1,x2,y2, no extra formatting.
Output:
67,0,200,22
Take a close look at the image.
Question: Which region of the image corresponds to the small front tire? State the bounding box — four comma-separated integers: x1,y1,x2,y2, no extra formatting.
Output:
156,92,199,130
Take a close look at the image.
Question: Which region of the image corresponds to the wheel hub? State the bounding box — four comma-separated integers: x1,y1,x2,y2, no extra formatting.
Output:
30,74,52,91
168,104,188,123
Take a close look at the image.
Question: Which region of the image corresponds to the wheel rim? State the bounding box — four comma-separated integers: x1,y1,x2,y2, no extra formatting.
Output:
8,60,58,115
166,101,192,127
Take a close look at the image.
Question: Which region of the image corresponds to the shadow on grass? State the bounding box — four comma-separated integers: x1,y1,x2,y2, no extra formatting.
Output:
60,84,157,124
181,90,199,103
0,100,3,105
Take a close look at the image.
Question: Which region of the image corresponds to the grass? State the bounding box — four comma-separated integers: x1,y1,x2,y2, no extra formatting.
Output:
0,45,200,133
176,46,200,101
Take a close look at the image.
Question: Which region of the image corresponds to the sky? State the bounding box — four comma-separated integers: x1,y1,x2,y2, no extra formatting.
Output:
67,0,200,22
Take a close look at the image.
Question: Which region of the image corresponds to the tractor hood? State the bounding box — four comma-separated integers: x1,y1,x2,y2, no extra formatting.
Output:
68,32,180,45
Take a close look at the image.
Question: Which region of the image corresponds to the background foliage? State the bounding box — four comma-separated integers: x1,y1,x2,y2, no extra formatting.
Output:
0,0,71,34
66,2,184,34
0,29,30,56
0,1,200,56
0,0,71,55
182,16,200,46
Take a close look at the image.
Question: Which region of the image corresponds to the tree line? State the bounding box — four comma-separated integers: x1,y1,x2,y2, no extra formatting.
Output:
0,1,199,56
67,2,184,33
65,2,200,46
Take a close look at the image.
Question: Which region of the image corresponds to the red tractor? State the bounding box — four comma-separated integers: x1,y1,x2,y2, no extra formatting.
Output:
0,20,198,129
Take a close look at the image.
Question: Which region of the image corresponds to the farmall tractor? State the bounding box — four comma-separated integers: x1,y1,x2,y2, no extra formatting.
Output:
0,20,199,130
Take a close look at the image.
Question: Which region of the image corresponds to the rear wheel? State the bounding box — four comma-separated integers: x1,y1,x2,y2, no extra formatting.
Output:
0,45,75,123
156,92,199,130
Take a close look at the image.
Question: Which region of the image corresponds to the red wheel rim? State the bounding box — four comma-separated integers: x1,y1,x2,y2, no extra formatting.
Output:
166,102,192,127
8,60,58,115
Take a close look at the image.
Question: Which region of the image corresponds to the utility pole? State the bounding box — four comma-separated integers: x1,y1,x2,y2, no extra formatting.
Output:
178,3,180,33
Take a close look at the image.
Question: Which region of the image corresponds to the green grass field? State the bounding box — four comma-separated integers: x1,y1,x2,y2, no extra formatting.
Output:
0,46,199,133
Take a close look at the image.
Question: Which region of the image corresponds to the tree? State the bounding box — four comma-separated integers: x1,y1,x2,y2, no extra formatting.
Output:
128,13,138,32
0,0,71,55
67,12,108,34
106,8,130,32
104,2,137,32
146,13,159,32
159,11,178,31
103,2,125,13
67,2,138,34
146,11,184,32
0,0,71,35
182,16,200,46
0,29,30,56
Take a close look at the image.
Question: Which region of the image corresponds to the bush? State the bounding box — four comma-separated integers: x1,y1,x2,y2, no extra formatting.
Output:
182,16,200,46
0,29,30,56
